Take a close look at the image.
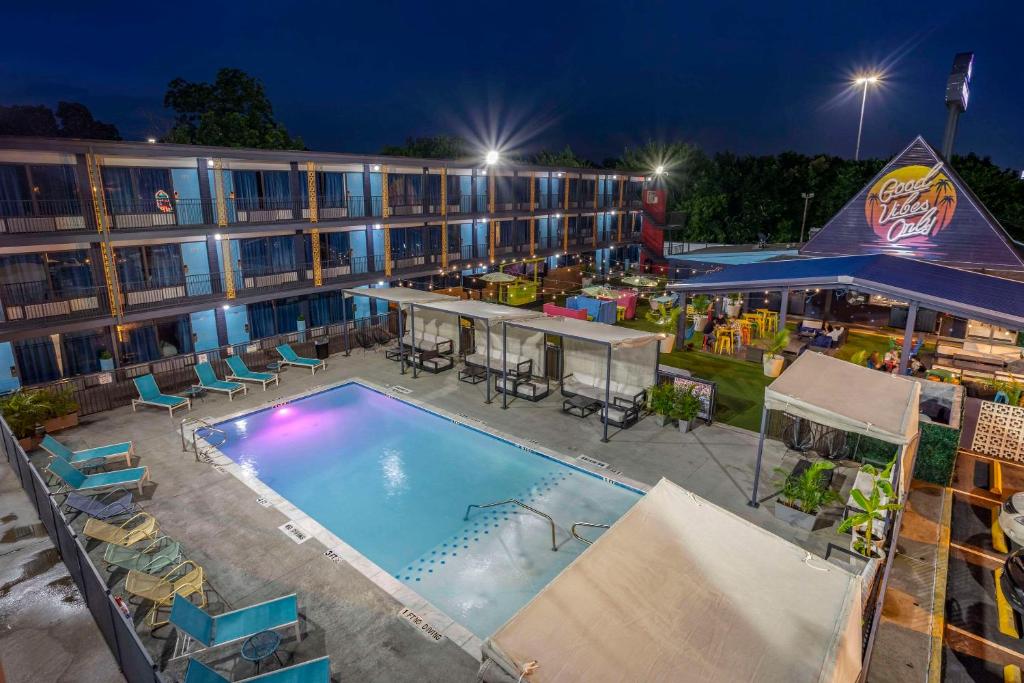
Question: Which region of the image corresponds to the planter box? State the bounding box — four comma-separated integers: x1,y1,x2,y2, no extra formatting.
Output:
43,412,79,434
773,501,818,531
18,435,41,451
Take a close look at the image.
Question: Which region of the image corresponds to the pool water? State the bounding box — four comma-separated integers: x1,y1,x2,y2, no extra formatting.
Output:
215,383,641,638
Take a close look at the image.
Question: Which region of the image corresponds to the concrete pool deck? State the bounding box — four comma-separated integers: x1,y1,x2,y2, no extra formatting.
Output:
27,348,869,682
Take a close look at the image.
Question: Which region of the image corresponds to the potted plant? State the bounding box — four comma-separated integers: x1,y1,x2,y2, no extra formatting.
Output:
0,391,49,450
762,330,790,378
772,460,839,531
674,385,702,434
690,295,711,333
41,386,79,433
98,349,115,372
296,313,307,332
648,383,676,427
725,293,743,318
837,470,901,559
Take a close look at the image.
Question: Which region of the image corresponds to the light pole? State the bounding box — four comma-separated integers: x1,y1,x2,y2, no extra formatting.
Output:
799,192,814,243
853,75,880,161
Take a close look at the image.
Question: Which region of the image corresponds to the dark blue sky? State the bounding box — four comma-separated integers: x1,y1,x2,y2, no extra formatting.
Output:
3,1,1021,167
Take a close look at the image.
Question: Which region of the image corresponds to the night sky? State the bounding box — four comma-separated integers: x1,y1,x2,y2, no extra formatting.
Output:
3,1,1021,167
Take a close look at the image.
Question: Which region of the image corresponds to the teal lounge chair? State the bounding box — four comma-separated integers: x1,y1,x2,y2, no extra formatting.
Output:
48,457,150,496
225,356,279,391
170,593,300,661
103,536,182,574
40,434,135,468
132,374,190,416
184,657,330,683
276,344,325,375
194,362,247,401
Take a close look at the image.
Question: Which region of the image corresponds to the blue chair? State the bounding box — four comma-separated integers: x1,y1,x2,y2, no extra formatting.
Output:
184,657,330,683
132,374,190,416
276,344,325,375
170,593,300,661
995,390,1010,404
194,362,247,401
226,356,280,391
40,434,135,469
47,457,150,496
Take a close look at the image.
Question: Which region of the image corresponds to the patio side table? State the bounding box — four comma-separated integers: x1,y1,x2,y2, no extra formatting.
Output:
181,386,207,403
241,630,283,674
562,394,600,418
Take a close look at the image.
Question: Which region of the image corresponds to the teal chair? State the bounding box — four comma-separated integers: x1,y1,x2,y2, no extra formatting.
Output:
40,434,135,468
132,374,190,416
47,457,150,495
226,356,280,391
194,362,247,401
184,657,330,683
276,344,325,375
170,593,300,661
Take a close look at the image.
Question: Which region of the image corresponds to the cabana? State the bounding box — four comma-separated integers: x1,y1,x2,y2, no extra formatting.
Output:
479,478,864,683
341,288,458,374
503,315,660,441
406,299,542,401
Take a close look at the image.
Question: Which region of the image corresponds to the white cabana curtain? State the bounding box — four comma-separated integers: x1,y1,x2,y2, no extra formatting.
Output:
483,326,545,368
562,338,657,396
412,309,460,348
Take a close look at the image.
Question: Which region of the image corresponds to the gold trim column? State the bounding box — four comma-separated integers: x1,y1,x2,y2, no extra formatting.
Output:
86,154,121,318
562,174,570,253
213,159,236,299
439,168,448,269
592,176,599,245
528,174,536,257
306,161,322,286
488,171,496,263
617,177,625,241
381,165,392,277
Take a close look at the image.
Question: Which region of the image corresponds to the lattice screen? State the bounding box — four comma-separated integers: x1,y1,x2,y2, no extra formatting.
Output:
971,401,1024,462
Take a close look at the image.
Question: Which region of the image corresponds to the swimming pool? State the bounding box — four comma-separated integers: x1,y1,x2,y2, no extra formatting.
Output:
214,382,641,639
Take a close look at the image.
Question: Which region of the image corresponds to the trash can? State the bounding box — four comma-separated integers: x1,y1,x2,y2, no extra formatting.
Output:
315,340,330,360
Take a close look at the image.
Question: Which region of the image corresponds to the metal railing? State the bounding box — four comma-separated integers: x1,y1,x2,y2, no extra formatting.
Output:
0,280,110,324
180,417,227,461
0,199,90,233
570,521,609,545
464,498,558,551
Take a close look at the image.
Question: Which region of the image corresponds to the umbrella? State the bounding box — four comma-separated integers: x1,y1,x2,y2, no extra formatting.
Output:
480,272,517,283
621,276,659,288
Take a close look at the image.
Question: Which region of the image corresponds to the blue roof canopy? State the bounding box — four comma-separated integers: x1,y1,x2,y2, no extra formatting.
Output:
668,254,1024,329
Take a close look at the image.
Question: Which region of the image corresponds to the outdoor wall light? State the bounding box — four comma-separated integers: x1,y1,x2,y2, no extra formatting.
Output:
221,304,229,310
485,150,499,165
214,233,222,240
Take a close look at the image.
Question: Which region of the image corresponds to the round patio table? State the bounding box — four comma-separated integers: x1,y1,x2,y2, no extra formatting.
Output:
241,630,282,674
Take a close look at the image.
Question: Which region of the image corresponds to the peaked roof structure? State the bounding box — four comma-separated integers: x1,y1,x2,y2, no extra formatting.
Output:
801,136,1024,272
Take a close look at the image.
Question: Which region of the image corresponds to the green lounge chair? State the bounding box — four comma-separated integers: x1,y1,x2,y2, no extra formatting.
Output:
194,362,247,401
48,457,150,496
132,374,190,416
184,657,330,683
225,356,279,391
103,536,182,574
41,434,135,468
170,593,300,661
276,344,325,375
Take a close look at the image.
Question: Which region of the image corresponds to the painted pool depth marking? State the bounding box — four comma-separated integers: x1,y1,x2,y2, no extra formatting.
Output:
216,382,640,638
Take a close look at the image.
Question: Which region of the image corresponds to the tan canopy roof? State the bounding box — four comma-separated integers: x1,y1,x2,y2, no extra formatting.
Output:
508,315,662,348
411,298,542,322
483,479,863,683
765,352,920,445
341,287,457,307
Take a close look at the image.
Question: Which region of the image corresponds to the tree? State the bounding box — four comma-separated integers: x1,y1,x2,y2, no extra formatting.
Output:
163,68,303,150
953,153,1024,241
0,102,120,139
380,135,469,159
531,145,591,168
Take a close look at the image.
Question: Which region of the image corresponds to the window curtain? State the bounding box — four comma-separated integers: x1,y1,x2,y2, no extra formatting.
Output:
0,165,29,216
275,299,300,333
174,315,194,354
232,171,259,210
103,167,135,213
309,292,344,326
135,168,171,211
262,172,290,204
0,253,47,286
62,329,104,376
116,247,145,286
148,245,183,286
29,165,79,212
49,250,93,295
319,172,345,207
120,326,160,364
241,236,295,275
14,336,60,385
248,301,276,339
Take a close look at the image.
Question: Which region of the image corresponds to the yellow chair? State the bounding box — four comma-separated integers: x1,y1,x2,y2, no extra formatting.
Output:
616,306,626,322
742,313,763,337
84,513,159,548
124,560,206,627
736,320,753,346
763,311,779,335
714,329,734,355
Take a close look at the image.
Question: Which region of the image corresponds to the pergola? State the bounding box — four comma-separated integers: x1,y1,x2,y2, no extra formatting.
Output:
668,254,1024,374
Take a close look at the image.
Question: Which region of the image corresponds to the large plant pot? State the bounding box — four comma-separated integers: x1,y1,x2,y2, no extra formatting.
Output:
762,354,785,378
849,532,886,560
17,435,41,451
773,502,818,531
43,412,79,434
678,418,695,435
99,357,115,371
693,315,707,334
657,414,673,428
725,303,741,318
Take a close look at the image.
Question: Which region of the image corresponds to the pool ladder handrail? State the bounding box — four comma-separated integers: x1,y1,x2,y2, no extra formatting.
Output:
463,499,558,551
180,417,227,461
571,521,610,546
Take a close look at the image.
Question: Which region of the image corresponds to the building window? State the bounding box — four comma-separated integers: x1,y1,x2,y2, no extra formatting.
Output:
0,163,79,216
103,166,173,213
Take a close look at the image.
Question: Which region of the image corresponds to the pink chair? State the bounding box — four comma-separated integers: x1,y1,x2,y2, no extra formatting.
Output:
615,292,638,320
543,303,588,320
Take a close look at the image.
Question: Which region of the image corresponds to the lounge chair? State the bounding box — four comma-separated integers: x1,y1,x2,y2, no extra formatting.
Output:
124,560,205,627
225,356,279,391
48,457,150,496
276,344,326,374
132,374,191,416
194,362,247,401
103,536,182,574
41,434,135,469
170,593,300,660
183,657,330,683
83,512,159,547
64,488,138,521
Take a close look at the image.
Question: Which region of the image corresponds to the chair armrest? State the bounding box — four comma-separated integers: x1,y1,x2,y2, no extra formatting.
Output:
514,358,532,377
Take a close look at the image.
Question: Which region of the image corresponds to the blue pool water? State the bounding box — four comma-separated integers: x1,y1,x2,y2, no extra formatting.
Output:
216,383,641,638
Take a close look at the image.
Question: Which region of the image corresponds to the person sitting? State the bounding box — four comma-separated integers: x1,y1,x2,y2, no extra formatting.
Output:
702,316,717,351
867,352,882,370
826,325,844,344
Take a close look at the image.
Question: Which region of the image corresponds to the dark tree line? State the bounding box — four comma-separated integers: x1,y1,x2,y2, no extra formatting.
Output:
0,102,120,139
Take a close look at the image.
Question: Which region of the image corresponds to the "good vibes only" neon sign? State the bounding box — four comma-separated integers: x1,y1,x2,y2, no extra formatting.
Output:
864,163,958,243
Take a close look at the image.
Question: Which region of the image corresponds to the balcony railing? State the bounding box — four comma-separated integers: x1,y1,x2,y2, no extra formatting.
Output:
0,281,109,323
0,199,89,233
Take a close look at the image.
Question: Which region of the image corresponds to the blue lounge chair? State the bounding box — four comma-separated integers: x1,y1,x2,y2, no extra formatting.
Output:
184,657,330,683
225,356,279,391
276,344,325,375
48,457,150,496
40,434,135,468
64,488,138,521
170,593,300,661
132,374,190,416
194,362,247,401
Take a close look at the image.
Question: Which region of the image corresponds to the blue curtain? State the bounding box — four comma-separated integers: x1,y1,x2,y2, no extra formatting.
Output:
103,167,134,213
29,165,79,211
320,172,344,207
175,316,194,354
232,171,259,209
14,336,60,385
275,299,300,333
149,245,183,286
263,172,290,201
0,165,29,216
62,330,104,376
116,247,145,286
309,292,344,326
120,326,160,364
249,301,276,339
241,237,295,274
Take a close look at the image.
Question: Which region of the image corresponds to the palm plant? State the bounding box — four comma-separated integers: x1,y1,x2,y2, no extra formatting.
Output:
764,330,790,359
0,391,48,438
773,460,838,515
837,467,902,558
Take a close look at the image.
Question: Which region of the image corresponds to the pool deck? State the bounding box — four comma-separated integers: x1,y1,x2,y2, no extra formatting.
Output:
32,349,869,682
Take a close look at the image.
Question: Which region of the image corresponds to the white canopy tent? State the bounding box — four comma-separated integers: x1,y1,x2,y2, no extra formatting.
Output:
480,478,864,683
407,299,542,401
504,315,660,441
341,288,457,373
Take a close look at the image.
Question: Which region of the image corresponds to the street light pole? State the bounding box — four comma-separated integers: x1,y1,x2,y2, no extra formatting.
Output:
853,75,880,161
800,192,814,243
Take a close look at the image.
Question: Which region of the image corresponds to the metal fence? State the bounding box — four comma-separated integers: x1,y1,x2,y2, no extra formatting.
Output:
0,416,164,682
